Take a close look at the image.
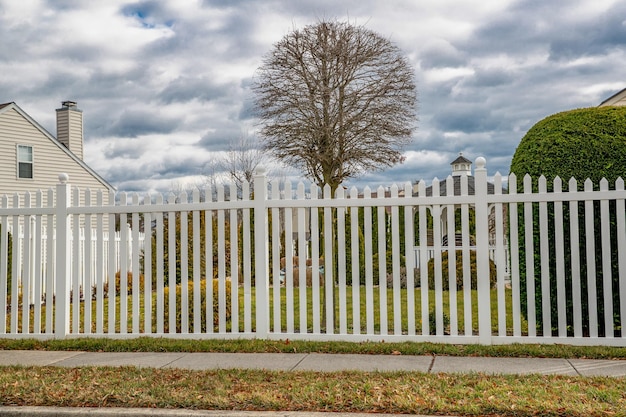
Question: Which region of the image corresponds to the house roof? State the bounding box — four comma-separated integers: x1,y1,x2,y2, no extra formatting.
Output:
0,102,115,192
450,154,472,165
599,88,626,107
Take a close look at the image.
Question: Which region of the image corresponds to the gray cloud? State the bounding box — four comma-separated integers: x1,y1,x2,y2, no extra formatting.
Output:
108,110,181,137
158,77,234,104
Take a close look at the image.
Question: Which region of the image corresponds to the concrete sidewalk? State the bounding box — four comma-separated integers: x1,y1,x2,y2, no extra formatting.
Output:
1,350,626,376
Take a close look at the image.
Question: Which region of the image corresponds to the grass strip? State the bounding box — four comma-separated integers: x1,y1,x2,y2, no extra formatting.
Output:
1,337,626,360
0,366,624,416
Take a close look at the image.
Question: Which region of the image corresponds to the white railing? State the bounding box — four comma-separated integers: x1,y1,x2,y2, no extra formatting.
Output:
8,225,144,305
1,158,625,346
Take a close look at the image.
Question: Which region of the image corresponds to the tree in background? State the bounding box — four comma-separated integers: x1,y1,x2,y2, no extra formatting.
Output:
510,106,626,336
216,134,267,195
253,20,417,192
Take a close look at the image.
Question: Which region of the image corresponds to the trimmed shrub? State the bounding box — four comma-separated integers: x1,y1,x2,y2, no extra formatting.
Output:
510,106,626,336
163,278,232,333
425,250,498,290
98,271,145,298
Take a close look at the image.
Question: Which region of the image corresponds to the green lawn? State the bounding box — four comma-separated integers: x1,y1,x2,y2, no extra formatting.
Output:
6,285,526,337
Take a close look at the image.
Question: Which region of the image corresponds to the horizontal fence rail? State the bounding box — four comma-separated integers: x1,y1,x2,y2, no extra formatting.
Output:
1,158,626,346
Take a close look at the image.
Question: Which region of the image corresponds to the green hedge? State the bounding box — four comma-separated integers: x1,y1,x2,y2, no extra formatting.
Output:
510,106,626,336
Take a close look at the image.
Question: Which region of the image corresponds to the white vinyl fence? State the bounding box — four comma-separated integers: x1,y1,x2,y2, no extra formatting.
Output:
9,225,144,306
1,158,626,346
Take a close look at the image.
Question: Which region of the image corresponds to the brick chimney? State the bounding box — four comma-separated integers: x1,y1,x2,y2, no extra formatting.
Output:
56,100,83,160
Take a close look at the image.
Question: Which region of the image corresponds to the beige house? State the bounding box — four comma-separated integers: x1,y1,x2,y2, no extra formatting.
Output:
0,101,114,203
599,88,626,107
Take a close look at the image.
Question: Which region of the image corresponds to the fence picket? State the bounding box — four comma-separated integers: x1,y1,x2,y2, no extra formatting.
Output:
523,174,536,337
119,193,129,334
445,175,458,336
418,180,429,336
404,182,416,336
569,178,583,338
84,189,93,334
390,184,401,335
460,174,472,336
131,193,141,334
494,173,507,337
270,180,281,332
323,184,334,333
204,186,213,334
143,193,152,334
297,182,307,334
216,186,226,334
242,182,252,333
284,181,294,333
22,192,32,334
337,186,347,334
155,194,164,334
600,178,613,338
431,179,443,336
376,186,388,335
168,193,177,334
350,186,361,335
508,174,521,337
107,190,116,334
553,177,566,337
310,184,321,334
584,179,598,338
180,192,189,334
617,178,626,339
229,183,238,334
363,186,374,335
538,176,551,336
11,194,19,333
192,190,201,334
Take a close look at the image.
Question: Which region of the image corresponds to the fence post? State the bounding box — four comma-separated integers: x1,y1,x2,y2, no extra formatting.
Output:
55,174,71,338
474,157,492,344
253,168,269,338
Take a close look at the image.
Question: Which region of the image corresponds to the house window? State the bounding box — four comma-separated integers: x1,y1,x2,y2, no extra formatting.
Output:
17,145,33,179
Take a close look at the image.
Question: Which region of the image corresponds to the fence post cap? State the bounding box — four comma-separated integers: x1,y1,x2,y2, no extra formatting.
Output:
475,157,486,170
254,166,266,176
58,173,69,184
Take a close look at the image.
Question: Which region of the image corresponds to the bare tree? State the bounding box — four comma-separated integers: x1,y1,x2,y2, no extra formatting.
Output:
253,20,417,192
198,134,268,199
220,134,266,191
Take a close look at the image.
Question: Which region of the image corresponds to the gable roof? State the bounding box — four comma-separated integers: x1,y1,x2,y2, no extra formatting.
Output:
0,102,114,192
450,154,472,165
599,88,626,107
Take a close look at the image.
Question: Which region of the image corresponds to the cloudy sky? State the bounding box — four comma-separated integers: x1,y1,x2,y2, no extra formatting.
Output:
1,0,625,192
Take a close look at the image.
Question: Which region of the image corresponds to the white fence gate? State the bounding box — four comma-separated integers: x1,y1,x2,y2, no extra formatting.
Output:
1,157,626,346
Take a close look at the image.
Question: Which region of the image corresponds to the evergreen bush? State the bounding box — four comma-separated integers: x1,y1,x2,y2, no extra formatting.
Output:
510,106,626,336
